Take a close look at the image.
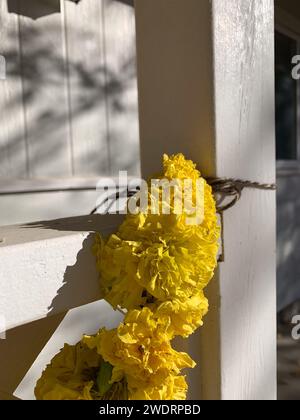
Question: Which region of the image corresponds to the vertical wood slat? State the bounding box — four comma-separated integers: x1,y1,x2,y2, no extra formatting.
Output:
62,0,109,176
0,0,27,178
18,1,72,177
102,0,140,176
135,0,276,400
1,1,140,182
61,0,140,178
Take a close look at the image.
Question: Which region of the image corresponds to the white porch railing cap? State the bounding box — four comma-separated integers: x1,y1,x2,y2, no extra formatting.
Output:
0,214,124,333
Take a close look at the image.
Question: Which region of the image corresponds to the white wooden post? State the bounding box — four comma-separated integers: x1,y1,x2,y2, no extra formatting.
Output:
135,0,276,400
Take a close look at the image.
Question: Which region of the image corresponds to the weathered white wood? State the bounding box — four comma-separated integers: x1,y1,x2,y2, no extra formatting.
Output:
102,0,140,176
18,1,72,177
0,214,124,332
62,0,109,176
0,1,28,177
212,0,276,401
135,0,276,400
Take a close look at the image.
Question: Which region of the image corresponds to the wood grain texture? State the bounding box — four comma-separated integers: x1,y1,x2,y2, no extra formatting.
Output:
213,0,276,401
0,0,27,178
135,0,276,400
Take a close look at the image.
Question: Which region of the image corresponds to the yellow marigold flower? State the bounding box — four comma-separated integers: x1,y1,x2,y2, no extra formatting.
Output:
118,181,219,246
95,154,219,313
83,307,195,397
162,153,200,181
96,226,218,307
36,154,220,400
130,374,188,400
35,341,127,400
151,291,209,338
136,239,218,301
94,233,146,309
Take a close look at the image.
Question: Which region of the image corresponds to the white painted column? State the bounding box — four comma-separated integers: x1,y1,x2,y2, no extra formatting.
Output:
135,0,276,400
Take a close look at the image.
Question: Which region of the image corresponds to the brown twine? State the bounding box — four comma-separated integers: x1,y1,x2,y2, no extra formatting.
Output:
206,178,276,262
206,178,276,213
91,178,276,215
90,178,276,262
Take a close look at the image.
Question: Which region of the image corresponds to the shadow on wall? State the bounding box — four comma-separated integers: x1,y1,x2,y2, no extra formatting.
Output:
2,0,139,178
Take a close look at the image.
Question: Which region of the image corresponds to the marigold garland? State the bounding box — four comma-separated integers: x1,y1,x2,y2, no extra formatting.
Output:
35,154,220,400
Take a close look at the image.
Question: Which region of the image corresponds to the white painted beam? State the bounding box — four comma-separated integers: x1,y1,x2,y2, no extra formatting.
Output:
135,0,276,400
0,214,124,333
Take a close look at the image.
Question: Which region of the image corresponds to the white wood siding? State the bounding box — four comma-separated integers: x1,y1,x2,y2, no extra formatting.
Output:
0,0,28,178
0,0,140,188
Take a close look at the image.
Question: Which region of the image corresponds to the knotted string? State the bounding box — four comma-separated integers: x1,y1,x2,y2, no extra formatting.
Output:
90,178,276,262
91,178,276,215
206,178,276,213
206,178,276,261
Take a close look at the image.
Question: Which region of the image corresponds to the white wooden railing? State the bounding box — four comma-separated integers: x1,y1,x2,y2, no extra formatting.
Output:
0,214,124,331
0,0,276,400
